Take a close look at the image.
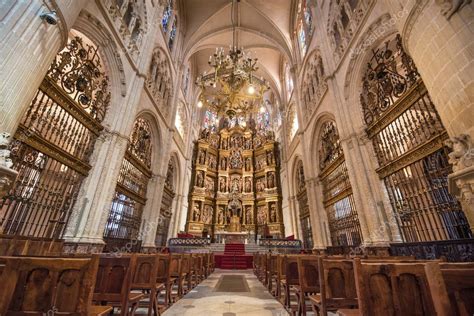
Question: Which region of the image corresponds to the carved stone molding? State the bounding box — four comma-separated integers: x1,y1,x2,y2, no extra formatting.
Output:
0,133,18,197
436,0,472,19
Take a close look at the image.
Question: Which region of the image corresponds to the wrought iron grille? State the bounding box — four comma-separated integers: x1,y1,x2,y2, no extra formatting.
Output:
319,121,362,246
0,36,110,239
361,34,471,242
296,161,313,249
300,214,313,250
103,118,152,250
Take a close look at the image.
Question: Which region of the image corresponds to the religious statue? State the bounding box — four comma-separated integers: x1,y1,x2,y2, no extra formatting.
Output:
221,137,228,149
193,203,201,222
245,157,251,171
244,138,252,149
207,155,216,169
229,149,243,169
198,150,205,164
219,177,226,192
257,206,267,225
266,151,274,165
200,128,210,140
246,205,252,224
218,206,224,224
205,177,214,192
220,157,227,170
196,171,204,187
268,172,275,188
231,177,241,193
270,203,277,222
245,177,252,192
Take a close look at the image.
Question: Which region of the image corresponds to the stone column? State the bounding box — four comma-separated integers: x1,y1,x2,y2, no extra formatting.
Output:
287,196,299,238
305,178,331,253
141,173,166,252
0,0,88,197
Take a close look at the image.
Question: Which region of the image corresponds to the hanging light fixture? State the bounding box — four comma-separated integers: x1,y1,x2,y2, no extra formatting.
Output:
195,0,269,118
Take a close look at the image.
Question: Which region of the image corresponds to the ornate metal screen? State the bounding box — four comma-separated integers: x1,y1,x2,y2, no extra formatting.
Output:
155,161,175,247
296,161,313,249
319,121,362,246
361,34,471,242
0,36,110,239
103,118,152,251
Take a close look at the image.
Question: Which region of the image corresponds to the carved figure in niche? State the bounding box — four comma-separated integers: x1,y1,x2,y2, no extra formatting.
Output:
196,171,204,187
0,133,13,169
202,205,213,224
445,134,473,172
218,206,225,224
205,177,214,192
245,177,252,192
200,128,210,140
193,203,201,222
267,172,275,188
245,138,252,149
257,206,267,225
256,179,264,192
231,177,241,193
267,151,274,165
219,177,226,192
229,149,242,169
220,157,227,170
208,155,216,169
270,203,277,222
198,150,206,164
253,136,262,148
245,157,251,171
210,134,219,147
221,137,228,149
245,205,253,224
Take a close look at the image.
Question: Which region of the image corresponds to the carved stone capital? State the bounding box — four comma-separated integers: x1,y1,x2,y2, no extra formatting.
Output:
0,132,18,197
448,165,474,230
436,0,472,19
445,134,473,172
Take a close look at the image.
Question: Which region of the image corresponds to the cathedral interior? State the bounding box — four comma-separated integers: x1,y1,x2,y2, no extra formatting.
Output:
0,0,473,315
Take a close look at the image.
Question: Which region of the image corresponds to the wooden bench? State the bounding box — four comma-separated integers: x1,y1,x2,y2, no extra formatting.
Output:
310,257,358,316
93,254,144,315
281,255,300,310
296,255,321,316
438,262,474,315
156,254,176,308
337,259,452,316
0,255,111,315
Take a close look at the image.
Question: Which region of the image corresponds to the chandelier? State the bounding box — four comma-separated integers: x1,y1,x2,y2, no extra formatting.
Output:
195,0,269,119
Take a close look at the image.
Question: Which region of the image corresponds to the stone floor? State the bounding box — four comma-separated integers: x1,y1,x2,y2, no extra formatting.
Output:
161,269,290,316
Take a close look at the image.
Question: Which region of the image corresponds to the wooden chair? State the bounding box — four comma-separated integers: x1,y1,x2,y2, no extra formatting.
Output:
169,254,183,302
267,254,278,295
93,254,144,315
281,255,300,311
438,262,474,315
180,254,192,294
131,254,165,316
296,255,321,316
337,259,452,316
276,254,286,301
311,257,358,316
0,255,111,315
156,254,175,308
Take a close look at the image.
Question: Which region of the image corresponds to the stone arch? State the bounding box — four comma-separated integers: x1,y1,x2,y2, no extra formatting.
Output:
146,46,174,117
73,10,127,100
309,111,337,174
299,48,328,117
343,13,398,131
133,109,163,174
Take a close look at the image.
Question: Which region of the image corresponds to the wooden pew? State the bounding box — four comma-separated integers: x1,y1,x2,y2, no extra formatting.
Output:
281,255,300,311
296,255,321,316
0,255,111,315
267,254,278,295
337,259,452,316
276,254,286,301
156,254,176,309
131,254,165,316
310,257,358,316
93,254,144,315
438,262,474,315
169,254,183,303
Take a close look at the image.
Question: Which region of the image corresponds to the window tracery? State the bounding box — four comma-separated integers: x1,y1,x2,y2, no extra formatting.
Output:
327,0,373,64
161,0,173,32
146,48,173,117
301,50,327,117
296,0,313,57
168,18,177,50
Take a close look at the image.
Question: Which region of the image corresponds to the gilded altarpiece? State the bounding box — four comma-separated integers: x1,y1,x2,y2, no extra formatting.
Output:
186,126,284,240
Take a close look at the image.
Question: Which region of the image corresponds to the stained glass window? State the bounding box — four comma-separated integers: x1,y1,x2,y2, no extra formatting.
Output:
256,111,270,131
285,64,294,98
162,1,172,32
168,19,177,50
296,0,313,57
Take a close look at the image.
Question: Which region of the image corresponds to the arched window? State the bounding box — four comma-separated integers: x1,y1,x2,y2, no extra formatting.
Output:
0,33,110,239
296,160,313,249
296,0,313,57
319,121,362,247
147,48,173,116
361,34,471,242
302,50,327,116
161,1,173,32
103,118,153,251
168,18,177,50
288,104,299,141
285,64,294,99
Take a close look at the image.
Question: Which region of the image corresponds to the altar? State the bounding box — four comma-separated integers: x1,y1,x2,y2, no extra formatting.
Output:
214,231,253,244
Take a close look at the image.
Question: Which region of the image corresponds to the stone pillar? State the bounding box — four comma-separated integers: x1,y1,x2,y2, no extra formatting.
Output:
141,173,167,252
391,0,474,138
446,135,474,231
287,196,299,238
305,178,331,253
62,130,130,253
0,1,88,197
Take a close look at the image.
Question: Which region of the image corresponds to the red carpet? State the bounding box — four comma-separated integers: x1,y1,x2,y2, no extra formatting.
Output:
214,243,253,269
